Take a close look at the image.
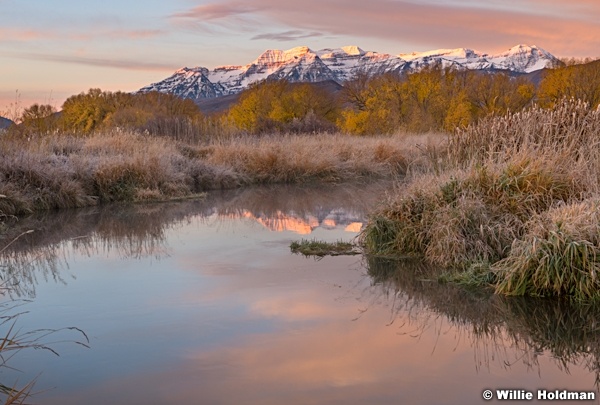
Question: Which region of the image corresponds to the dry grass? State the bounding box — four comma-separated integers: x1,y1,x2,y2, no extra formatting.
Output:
494,199,600,300
0,131,442,220
362,153,582,267
205,134,415,183
448,99,600,171
361,99,600,300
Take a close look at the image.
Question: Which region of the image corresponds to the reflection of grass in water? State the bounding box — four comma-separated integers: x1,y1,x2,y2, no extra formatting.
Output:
0,300,90,405
0,204,180,298
0,234,89,404
499,298,600,385
0,230,62,299
366,256,600,385
290,239,360,257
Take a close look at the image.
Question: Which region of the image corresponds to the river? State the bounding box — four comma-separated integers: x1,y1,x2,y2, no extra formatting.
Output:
0,182,598,404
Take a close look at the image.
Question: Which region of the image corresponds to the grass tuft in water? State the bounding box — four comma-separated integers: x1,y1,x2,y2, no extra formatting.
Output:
290,239,361,257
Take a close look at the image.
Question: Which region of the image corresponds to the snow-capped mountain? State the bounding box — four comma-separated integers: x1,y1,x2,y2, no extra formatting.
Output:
399,44,557,73
139,44,558,101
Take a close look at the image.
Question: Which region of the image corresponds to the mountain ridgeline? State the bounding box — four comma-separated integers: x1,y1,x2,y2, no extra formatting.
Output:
139,44,560,101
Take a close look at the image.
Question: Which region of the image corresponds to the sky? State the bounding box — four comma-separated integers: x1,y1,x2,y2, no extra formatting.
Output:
1,0,600,112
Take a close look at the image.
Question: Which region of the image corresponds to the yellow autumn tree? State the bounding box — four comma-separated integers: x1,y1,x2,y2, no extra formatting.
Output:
229,80,339,133
60,89,203,134
19,103,58,134
538,59,600,108
338,73,404,135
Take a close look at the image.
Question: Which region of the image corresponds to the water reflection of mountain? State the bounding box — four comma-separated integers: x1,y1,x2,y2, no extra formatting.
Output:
366,257,600,387
228,208,363,234
0,182,390,297
210,183,381,234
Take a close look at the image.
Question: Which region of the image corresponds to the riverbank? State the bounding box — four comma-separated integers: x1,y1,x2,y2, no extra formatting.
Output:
0,131,443,224
360,99,600,300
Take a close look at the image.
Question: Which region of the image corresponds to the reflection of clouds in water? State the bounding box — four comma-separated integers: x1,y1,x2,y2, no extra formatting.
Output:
44,274,595,405
250,293,337,320
44,267,483,404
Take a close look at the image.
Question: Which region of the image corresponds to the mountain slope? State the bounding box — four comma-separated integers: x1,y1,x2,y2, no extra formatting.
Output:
0,116,14,130
140,44,559,101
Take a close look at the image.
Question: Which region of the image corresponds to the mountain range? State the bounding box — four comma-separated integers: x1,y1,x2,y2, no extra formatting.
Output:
139,44,559,102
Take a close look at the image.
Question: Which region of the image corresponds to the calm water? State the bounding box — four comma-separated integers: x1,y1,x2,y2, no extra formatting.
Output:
1,183,599,404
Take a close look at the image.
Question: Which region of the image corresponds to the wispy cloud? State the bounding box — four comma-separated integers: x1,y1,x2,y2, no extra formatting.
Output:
251,30,323,42
72,29,165,41
0,28,55,42
174,0,600,57
0,27,163,43
171,3,261,20
6,52,176,72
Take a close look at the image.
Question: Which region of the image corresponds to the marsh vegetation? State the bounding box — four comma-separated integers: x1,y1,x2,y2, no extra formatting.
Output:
361,99,600,300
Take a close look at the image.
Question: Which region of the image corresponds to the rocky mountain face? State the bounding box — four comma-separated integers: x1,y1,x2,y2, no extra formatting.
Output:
0,116,14,130
139,44,559,101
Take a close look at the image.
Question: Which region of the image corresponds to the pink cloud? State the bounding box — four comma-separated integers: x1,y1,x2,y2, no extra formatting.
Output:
5,52,177,72
0,28,54,42
0,27,163,43
71,29,164,41
174,0,600,57
251,30,323,42
171,2,261,20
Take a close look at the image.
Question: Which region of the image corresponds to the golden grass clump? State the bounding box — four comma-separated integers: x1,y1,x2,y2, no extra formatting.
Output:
494,199,600,301
361,153,581,268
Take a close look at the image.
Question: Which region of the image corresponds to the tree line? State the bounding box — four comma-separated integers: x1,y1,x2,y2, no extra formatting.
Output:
5,57,600,138
8,90,204,137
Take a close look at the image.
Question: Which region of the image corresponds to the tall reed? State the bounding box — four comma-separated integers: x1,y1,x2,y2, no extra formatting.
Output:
361,99,600,299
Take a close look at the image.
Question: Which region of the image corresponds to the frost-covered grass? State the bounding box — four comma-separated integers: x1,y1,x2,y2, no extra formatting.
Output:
0,130,442,218
360,99,600,301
